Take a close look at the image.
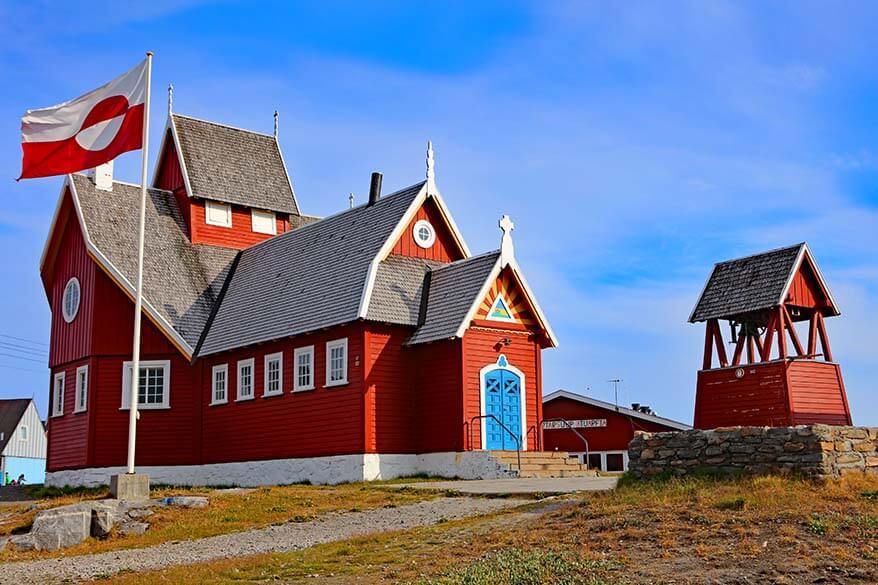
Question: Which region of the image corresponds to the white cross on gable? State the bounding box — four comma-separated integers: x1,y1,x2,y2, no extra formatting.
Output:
499,214,515,266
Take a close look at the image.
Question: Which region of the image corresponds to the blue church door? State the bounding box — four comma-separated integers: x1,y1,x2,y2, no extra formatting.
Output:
484,368,522,450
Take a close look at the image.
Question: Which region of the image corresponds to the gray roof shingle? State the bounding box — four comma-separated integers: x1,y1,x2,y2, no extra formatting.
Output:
689,243,804,322
197,182,426,356
0,399,31,455
172,114,299,215
366,255,443,326
72,174,238,349
406,251,500,345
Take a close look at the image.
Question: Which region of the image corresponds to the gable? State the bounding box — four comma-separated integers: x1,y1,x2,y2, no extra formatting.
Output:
390,196,465,263
475,266,539,330
785,254,835,314
1,401,47,459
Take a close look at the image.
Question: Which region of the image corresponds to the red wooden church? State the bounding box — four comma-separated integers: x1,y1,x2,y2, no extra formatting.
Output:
40,109,562,486
689,244,852,429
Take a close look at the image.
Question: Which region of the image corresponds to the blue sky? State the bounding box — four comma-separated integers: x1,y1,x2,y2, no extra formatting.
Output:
0,1,875,425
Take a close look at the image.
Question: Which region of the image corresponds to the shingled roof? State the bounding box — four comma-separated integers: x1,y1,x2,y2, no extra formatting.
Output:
406,251,501,345
689,243,806,322
171,114,299,215
70,174,238,350
0,399,30,455
366,255,443,326
197,182,426,356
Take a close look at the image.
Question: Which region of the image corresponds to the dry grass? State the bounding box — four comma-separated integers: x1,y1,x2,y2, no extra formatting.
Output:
99,473,878,584
0,482,439,563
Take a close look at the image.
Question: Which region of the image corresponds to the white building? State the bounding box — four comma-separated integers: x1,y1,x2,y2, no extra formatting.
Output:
0,399,47,485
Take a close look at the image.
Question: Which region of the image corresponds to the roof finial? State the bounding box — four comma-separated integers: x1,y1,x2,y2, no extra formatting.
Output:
349,192,354,209
167,83,173,114
499,214,515,266
273,110,279,139
426,140,435,189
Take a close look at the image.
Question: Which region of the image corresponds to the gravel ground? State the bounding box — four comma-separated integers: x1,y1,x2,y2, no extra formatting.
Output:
2,496,525,583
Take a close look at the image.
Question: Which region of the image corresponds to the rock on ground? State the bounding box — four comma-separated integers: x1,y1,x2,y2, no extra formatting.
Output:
1,496,523,582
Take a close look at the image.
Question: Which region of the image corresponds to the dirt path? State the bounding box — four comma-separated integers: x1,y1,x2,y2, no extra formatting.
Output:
1,496,526,583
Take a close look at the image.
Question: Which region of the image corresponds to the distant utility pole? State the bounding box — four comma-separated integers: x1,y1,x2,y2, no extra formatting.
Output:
608,379,623,411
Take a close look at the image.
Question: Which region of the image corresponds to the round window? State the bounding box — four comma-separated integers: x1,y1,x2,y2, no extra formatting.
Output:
413,219,436,249
62,277,81,323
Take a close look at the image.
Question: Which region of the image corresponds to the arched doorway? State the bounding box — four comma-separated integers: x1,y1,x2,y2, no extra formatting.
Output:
480,355,527,450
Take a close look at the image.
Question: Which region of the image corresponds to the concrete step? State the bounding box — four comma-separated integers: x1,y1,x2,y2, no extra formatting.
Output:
495,457,584,466
515,462,589,472
518,469,599,479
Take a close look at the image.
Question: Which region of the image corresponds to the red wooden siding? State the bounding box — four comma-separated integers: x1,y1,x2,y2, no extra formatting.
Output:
189,199,290,249
462,327,542,451
543,397,679,453
787,361,851,425
365,325,417,454
412,339,464,453
46,358,91,471
391,197,463,262
786,259,831,312
200,324,365,463
46,191,95,368
153,132,191,235
694,362,789,429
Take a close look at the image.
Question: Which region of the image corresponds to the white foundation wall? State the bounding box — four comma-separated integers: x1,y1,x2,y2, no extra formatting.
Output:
45,451,513,488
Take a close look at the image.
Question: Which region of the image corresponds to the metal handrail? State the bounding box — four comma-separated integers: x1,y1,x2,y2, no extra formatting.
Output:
469,414,521,472
541,417,590,469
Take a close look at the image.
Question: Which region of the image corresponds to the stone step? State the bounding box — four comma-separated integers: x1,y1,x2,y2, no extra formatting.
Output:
490,451,574,460
495,456,583,466
514,463,589,472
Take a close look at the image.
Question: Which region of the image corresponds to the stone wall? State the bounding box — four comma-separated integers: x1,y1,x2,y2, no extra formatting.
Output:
628,425,878,479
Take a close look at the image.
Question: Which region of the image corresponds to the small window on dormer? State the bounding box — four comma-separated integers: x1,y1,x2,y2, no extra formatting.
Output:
251,209,277,235
206,201,232,227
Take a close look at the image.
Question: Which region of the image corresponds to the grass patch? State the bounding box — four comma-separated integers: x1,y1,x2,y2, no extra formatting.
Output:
415,548,622,585
0,482,440,562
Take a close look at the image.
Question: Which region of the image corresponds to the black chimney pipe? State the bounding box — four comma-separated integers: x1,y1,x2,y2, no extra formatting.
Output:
368,172,383,206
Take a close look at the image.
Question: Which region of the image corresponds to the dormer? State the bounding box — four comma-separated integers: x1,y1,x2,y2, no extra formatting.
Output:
153,113,304,249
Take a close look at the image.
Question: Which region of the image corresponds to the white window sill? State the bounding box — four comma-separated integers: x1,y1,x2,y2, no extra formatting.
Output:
73,408,87,414
235,395,255,402
119,406,171,411
262,391,284,398
205,220,232,228
293,385,315,392
51,412,64,418
324,380,349,389
209,400,228,407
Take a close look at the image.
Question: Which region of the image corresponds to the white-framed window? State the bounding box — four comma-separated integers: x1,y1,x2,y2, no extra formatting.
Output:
19,425,28,442
211,364,229,405
263,352,283,397
412,219,436,249
121,360,171,410
251,209,277,235
62,277,81,323
237,358,255,401
74,365,88,413
52,372,65,417
205,200,232,227
293,346,314,391
325,338,348,387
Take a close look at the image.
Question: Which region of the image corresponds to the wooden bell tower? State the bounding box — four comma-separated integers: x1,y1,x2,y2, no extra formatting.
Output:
689,243,852,429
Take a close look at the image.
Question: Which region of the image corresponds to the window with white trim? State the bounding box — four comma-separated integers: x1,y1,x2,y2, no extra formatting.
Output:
237,358,254,401
251,209,277,235
121,360,171,409
412,219,436,249
264,352,283,396
74,365,88,413
293,346,314,391
52,372,65,417
62,277,81,323
325,338,348,387
19,425,28,441
205,201,232,227
211,364,229,405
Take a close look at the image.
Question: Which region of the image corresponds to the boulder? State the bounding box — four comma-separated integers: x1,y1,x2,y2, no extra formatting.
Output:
157,496,209,509
90,501,122,538
118,521,149,536
7,533,37,551
29,505,92,551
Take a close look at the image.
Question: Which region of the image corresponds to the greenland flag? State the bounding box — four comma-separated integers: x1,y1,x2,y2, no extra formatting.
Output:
19,59,147,179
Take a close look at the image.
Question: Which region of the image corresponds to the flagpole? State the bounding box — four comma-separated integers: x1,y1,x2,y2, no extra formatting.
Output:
127,51,152,475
